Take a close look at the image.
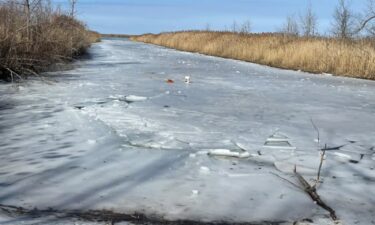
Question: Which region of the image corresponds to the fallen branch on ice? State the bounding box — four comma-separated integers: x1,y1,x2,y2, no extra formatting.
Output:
294,166,338,221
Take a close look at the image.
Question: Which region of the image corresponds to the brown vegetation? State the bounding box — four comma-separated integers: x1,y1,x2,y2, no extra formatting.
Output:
131,31,375,80
0,0,100,81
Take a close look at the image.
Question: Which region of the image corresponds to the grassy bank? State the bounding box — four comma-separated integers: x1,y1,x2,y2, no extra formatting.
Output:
0,1,100,81
131,31,375,80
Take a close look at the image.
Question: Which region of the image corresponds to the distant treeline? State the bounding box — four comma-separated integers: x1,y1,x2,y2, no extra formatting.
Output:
131,31,375,80
0,0,100,81
101,34,133,38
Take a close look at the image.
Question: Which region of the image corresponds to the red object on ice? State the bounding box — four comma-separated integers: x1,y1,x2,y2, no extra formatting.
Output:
166,79,174,84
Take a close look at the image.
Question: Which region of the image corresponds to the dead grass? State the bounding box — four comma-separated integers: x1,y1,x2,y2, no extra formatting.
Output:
0,0,100,81
131,31,375,80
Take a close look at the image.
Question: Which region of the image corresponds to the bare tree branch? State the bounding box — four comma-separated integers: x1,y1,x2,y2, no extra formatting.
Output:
331,0,356,39
300,2,318,37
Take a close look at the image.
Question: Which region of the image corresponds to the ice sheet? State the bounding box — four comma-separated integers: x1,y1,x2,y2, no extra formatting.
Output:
0,38,374,224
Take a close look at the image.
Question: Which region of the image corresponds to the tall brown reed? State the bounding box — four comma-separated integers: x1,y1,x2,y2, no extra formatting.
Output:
131,31,375,80
0,0,100,81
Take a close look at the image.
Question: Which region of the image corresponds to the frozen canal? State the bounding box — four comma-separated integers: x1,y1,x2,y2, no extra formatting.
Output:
0,38,375,225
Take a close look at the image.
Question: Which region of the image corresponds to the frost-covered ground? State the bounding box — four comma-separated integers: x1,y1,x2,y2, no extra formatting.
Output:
0,38,374,225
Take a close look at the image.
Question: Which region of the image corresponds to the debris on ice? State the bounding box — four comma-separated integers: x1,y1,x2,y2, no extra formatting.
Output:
207,149,250,158
184,76,191,84
124,95,148,102
199,166,211,174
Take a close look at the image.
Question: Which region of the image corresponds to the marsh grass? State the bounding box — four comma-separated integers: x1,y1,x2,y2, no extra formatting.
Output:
131,31,375,80
0,0,100,81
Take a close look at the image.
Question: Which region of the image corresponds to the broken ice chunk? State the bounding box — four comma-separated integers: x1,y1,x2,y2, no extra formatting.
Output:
266,133,289,142
331,151,362,163
124,95,148,102
208,149,240,157
263,133,296,150
207,149,250,158
264,141,293,148
199,166,210,174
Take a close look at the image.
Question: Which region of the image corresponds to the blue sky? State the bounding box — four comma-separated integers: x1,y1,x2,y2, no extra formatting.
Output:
54,0,368,35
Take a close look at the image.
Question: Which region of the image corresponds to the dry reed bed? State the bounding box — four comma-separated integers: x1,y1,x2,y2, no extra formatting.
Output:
0,1,100,80
131,31,375,80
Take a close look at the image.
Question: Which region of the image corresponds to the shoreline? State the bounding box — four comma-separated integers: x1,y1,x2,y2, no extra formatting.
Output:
130,31,375,81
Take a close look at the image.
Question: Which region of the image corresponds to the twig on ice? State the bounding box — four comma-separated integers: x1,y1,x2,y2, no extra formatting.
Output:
270,172,302,190
294,166,338,221
315,148,326,187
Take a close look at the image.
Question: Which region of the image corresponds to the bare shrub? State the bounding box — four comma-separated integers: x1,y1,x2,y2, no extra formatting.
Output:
0,0,99,81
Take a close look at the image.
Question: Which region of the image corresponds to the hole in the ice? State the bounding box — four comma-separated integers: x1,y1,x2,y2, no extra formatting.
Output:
42,154,71,159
